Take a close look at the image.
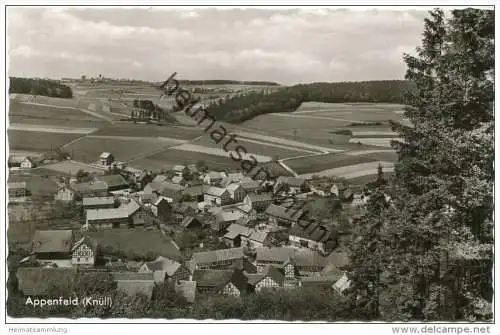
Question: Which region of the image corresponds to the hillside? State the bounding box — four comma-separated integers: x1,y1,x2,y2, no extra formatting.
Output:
206,80,411,123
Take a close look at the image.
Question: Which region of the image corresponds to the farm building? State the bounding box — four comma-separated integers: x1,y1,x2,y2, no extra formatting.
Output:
288,221,337,254
226,183,246,203
211,210,245,231
82,196,116,210
223,224,251,247
190,247,245,271
143,181,185,202
32,230,74,268
273,176,308,195
151,196,172,218
71,181,109,199
138,256,190,284
204,186,231,207
55,184,76,202
181,216,203,230
99,152,115,166
8,156,36,169
243,193,273,212
71,236,100,268
240,180,262,193
246,265,285,293
203,171,227,186
8,181,29,198
85,200,144,229
265,204,304,227
192,269,248,297
183,185,208,202
96,174,130,192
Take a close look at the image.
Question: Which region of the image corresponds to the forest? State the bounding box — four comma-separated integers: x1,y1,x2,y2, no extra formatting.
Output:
206,80,410,123
9,77,74,98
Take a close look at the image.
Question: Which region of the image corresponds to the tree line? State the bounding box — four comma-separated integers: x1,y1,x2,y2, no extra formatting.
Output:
9,77,73,98
348,8,493,321
206,80,410,123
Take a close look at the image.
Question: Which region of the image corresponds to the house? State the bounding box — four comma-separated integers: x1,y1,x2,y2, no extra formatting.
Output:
243,193,273,212
8,156,36,169
183,185,207,202
175,280,197,303
203,171,226,186
71,181,109,199
247,230,270,248
143,181,185,202
255,247,331,276
329,183,346,197
151,196,172,218
204,186,231,207
225,183,246,203
332,272,351,296
211,210,245,231
82,196,116,210
240,180,262,194
223,224,251,247
171,175,184,185
99,152,115,166
246,265,285,293
17,267,77,296
96,174,130,192
255,246,297,271
32,230,74,267
193,269,248,297
55,184,75,202
234,203,258,221
71,236,100,267
288,221,337,254
135,172,153,189
85,208,130,229
351,193,368,208
181,216,203,230
138,256,190,284
172,165,189,176
112,272,155,300
301,275,342,289
273,176,308,195
265,204,304,227
121,199,147,226
8,182,28,198
190,247,244,271
221,173,253,187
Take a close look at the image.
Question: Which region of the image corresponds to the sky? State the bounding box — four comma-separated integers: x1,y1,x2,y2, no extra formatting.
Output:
7,7,429,85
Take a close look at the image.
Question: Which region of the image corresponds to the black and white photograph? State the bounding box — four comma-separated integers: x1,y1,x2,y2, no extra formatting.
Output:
2,1,496,331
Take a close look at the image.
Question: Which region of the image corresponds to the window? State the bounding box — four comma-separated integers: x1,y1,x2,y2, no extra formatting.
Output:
85,257,89,262
77,258,80,262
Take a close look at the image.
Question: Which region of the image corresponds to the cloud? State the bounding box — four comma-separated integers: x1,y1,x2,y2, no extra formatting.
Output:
7,7,429,84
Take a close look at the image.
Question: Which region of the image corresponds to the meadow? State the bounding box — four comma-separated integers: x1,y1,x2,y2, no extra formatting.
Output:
92,123,201,140
63,136,178,164
8,130,83,152
284,153,377,174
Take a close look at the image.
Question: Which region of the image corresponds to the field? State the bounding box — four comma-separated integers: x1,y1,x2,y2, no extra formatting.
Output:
92,123,201,140
39,160,107,175
86,228,183,261
9,100,107,128
284,153,377,174
299,161,395,180
131,147,246,172
8,130,83,152
8,172,59,196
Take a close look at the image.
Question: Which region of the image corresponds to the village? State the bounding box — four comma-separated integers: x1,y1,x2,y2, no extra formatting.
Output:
7,148,376,304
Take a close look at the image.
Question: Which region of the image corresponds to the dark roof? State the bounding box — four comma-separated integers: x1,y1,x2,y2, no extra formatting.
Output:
33,230,73,254
183,185,208,197
181,216,202,229
17,267,77,296
245,265,284,286
264,204,304,222
289,222,336,243
256,247,330,269
71,181,108,193
192,247,244,265
193,269,248,293
96,174,129,189
240,180,262,191
301,275,342,286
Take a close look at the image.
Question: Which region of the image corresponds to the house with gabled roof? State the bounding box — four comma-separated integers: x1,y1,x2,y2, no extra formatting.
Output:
246,265,285,293
210,210,245,231
223,224,251,247
243,193,273,212
71,181,109,199
96,174,130,192
172,165,189,176
181,216,203,230
289,220,337,254
240,180,262,194
71,236,100,268
226,183,246,203
190,247,244,271
138,256,190,284
273,176,308,195
204,186,231,207
99,152,114,166
265,204,304,227
82,196,116,210
32,230,74,267
8,156,36,169
193,269,248,297
203,171,227,186
151,196,172,218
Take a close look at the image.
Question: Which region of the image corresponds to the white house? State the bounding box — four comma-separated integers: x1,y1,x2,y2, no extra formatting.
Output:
203,171,227,186
99,152,115,166
204,187,231,207
226,183,246,203
71,236,99,267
